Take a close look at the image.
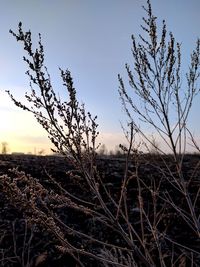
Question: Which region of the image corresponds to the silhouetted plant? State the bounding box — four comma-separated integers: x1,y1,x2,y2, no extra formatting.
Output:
8,22,99,171
1,142,9,154
6,21,151,267
1,1,200,266
119,0,200,160
118,0,200,265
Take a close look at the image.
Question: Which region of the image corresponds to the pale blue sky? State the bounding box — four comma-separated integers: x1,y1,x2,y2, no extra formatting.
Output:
0,0,200,153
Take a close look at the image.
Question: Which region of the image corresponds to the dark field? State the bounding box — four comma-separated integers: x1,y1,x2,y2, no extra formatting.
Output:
0,154,200,266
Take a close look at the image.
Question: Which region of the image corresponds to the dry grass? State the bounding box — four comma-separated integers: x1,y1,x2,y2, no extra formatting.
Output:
1,0,200,266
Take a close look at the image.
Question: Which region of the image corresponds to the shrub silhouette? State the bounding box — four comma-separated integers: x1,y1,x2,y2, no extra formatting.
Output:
1,1,200,266
1,141,9,154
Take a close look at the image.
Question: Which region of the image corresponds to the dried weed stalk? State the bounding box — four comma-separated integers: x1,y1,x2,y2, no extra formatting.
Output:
1,1,200,266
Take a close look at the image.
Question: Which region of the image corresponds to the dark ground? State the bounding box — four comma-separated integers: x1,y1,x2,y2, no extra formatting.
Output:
0,154,200,266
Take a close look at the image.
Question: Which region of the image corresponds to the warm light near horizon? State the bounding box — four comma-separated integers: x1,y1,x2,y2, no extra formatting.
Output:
0,91,125,154
1,90,199,155
0,90,52,154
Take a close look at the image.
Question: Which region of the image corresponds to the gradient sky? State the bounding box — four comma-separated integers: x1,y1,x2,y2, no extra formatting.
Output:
0,0,200,154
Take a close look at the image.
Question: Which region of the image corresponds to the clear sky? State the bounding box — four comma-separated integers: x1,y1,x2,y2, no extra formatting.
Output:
0,0,200,154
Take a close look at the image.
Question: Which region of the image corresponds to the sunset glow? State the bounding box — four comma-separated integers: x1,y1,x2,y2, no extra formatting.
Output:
0,0,200,154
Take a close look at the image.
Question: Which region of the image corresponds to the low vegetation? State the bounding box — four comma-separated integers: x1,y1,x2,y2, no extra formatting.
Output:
1,1,200,266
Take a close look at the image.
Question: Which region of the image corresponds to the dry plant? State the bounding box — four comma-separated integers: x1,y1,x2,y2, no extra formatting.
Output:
0,217,42,267
1,0,200,266
118,0,200,265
